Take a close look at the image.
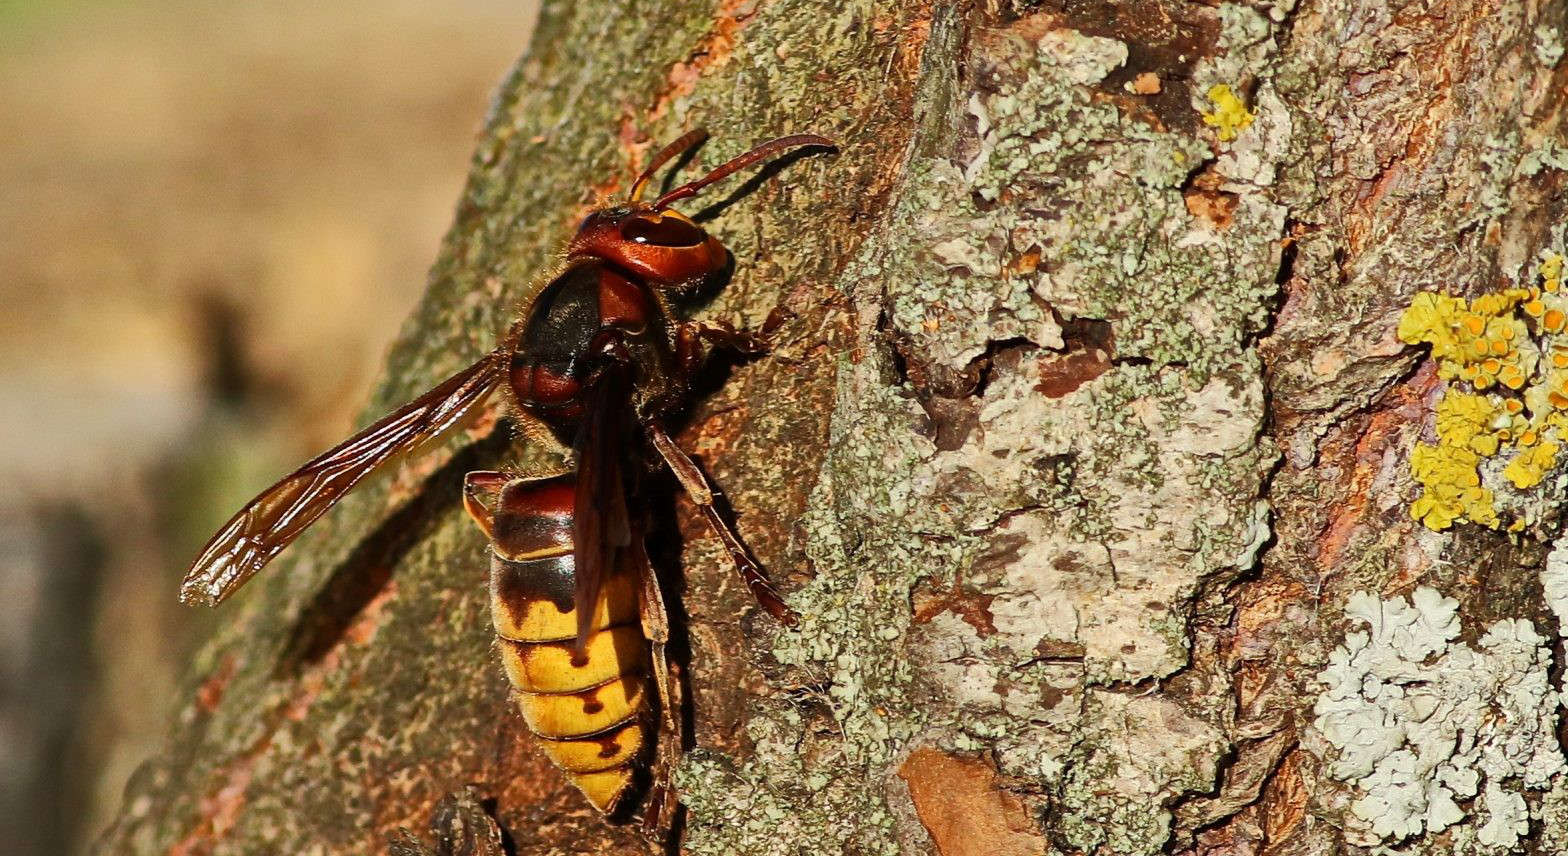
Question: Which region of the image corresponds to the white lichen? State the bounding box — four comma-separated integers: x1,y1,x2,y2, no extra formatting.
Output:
1313,588,1565,850
1476,781,1529,849
1516,138,1568,179
1535,24,1565,68
1543,537,1568,629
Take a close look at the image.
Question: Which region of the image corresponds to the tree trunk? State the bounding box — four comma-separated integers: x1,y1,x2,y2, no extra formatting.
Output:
100,0,1568,854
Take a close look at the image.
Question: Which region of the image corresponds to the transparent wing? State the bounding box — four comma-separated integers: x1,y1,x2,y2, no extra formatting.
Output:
180,351,506,605
570,364,633,651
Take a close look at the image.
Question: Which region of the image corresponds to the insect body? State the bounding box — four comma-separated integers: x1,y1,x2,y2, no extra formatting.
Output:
464,472,651,812
180,129,832,818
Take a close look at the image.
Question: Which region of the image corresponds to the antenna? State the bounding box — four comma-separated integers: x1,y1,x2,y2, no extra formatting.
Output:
628,129,709,203
652,133,835,210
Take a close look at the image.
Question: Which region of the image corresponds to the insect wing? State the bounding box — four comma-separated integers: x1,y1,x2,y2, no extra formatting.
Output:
570,365,633,650
180,351,505,606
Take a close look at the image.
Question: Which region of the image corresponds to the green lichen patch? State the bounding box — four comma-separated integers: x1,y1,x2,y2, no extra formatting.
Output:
681,14,1283,856
1053,693,1227,856
1535,24,1565,68
679,743,905,856
879,25,1280,384
1541,777,1568,856
678,352,945,855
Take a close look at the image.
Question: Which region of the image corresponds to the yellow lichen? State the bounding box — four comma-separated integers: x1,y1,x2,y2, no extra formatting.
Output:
1410,443,1498,529
1504,442,1559,490
1542,251,1564,282
1401,253,1568,530
1434,392,1498,455
1201,84,1255,142
1397,292,1469,365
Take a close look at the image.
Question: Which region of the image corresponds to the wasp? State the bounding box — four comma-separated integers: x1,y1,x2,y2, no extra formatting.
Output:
180,129,834,819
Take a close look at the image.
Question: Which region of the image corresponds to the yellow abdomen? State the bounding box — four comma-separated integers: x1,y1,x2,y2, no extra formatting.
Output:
481,474,651,815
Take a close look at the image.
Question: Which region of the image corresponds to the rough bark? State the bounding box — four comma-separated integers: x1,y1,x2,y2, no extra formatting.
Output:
100,0,1568,855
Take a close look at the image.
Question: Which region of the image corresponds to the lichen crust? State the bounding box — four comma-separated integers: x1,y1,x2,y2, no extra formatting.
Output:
1398,251,1568,532
1312,587,1565,849
686,11,1282,856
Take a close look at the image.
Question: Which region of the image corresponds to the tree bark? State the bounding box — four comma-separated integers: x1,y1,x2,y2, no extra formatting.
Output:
100,1,1568,855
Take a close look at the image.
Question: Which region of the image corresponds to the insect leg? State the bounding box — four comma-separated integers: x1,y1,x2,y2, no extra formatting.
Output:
633,538,677,732
632,535,682,830
676,307,790,361
645,423,799,626
388,786,506,856
461,471,509,539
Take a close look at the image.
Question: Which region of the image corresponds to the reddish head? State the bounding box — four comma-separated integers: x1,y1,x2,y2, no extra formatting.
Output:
568,205,727,287
567,130,834,289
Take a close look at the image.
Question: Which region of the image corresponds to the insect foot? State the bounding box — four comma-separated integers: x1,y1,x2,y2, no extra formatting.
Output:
387,786,506,856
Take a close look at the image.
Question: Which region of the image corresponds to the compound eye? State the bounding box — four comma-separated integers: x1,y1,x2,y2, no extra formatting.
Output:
579,206,628,231
619,214,706,247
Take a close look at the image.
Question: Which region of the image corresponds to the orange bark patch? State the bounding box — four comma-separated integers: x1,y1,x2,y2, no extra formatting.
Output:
991,12,1069,43
647,0,757,123
170,579,398,854
690,399,749,462
1228,577,1308,713
1006,246,1041,277
898,748,1045,856
1262,750,1309,846
912,581,997,636
1034,347,1112,398
1315,366,1435,574
1184,165,1238,229
600,0,773,210
886,13,932,95
341,581,399,647
167,755,255,856
167,726,266,856
195,653,240,714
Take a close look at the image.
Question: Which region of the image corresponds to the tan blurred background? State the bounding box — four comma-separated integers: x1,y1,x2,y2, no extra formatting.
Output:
0,1,538,853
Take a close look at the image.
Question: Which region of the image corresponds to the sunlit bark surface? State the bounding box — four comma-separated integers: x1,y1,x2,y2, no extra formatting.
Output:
102,1,1568,854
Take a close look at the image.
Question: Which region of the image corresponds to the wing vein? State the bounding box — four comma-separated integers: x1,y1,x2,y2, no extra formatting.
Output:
180,351,505,605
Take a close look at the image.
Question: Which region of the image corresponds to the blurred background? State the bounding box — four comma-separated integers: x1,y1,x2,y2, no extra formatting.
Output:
0,1,538,852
